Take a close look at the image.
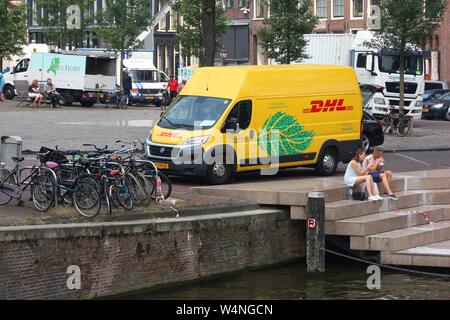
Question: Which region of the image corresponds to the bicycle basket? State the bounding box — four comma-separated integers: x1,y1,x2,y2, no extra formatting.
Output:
38,146,68,164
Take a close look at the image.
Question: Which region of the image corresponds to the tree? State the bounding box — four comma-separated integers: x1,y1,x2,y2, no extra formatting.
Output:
96,0,153,89
367,0,447,114
171,0,228,66
35,0,95,50
258,0,318,64
0,0,27,61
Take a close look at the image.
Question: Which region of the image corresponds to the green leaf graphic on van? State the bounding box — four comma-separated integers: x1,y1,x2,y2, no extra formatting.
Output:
258,112,315,156
47,57,60,76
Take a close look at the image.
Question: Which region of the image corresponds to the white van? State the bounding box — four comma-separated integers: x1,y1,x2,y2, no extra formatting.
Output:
123,58,169,107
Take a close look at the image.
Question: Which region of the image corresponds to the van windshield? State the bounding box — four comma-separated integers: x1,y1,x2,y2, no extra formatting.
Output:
159,96,231,130
130,70,160,83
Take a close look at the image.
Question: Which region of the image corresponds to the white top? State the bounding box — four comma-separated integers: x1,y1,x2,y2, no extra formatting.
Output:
344,160,361,187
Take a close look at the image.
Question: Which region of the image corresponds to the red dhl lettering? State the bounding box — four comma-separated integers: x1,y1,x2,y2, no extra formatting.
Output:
303,99,353,113
158,132,180,138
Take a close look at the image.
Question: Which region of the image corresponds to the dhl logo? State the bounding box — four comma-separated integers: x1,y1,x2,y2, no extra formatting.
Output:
158,132,181,138
303,99,353,113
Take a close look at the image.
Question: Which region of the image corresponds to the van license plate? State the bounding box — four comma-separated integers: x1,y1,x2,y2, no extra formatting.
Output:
154,162,169,169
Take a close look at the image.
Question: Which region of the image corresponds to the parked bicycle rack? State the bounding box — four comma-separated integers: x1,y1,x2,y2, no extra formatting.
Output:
0,136,23,170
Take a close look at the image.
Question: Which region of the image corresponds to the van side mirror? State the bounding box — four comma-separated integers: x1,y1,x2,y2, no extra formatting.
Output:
365,54,374,72
224,117,238,131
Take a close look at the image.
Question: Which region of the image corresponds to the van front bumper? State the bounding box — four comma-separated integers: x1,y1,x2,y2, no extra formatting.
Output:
144,140,208,176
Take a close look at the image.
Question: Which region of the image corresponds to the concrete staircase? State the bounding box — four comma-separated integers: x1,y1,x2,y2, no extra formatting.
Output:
191,169,450,268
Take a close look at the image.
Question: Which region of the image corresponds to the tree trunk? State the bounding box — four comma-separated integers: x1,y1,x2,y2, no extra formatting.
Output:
200,0,216,67
399,48,405,116
119,47,125,91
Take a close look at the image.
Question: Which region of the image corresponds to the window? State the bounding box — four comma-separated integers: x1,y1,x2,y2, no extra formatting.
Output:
254,0,264,19
356,53,367,68
352,0,363,18
238,0,247,8
226,100,252,131
315,0,327,18
226,0,234,8
14,59,30,73
333,0,344,18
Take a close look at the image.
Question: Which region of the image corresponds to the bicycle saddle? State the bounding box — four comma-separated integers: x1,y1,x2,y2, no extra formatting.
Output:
12,156,25,162
45,161,60,169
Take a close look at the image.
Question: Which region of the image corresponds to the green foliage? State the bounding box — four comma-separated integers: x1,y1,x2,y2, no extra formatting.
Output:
35,0,95,49
96,0,153,88
258,0,318,64
369,0,447,51
95,0,153,52
171,0,228,60
258,112,315,157
0,0,27,59
367,0,447,112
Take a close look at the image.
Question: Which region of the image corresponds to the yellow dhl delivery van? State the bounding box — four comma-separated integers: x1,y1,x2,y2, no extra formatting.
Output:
145,65,363,184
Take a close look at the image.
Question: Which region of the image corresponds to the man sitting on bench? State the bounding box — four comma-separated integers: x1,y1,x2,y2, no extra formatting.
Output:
44,78,60,108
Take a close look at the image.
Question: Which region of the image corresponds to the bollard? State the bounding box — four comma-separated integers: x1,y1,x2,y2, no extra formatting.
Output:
306,192,325,273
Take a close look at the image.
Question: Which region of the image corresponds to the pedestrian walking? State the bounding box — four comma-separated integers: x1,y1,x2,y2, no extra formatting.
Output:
0,72,5,102
44,78,60,108
178,79,187,93
28,79,43,108
123,69,132,105
165,75,178,105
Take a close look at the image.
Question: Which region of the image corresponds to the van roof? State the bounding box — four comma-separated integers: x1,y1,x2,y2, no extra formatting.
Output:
181,64,359,100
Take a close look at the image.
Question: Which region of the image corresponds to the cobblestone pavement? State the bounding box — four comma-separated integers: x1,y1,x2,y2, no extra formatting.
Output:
1,99,449,152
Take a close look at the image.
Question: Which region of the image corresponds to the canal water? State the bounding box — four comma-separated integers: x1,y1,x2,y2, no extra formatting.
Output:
124,255,450,300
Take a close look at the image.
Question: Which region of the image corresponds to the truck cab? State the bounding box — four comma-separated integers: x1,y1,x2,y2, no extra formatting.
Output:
352,31,424,120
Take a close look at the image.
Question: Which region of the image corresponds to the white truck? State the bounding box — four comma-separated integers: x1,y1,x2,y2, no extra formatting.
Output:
2,50,117,107
284,31,424,119
122,50,169,107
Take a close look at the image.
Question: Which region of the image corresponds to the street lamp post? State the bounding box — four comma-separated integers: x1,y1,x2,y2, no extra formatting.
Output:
220,48,228,66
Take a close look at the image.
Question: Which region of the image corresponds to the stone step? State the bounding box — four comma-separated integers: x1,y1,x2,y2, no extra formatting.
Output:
350,220,450,252
330,205,450,236
380,240,450,268
325,189,450,221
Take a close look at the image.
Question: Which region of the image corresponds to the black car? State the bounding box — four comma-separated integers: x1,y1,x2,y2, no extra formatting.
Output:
422,92,450,121
362,110,384,152
423,89,450,102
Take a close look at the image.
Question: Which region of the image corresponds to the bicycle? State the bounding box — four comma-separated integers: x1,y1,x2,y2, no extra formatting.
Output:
105,87,128,109
0,153,57,212
382,106,413,137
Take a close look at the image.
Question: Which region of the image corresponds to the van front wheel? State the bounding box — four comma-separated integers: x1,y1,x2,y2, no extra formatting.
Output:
205,157,234,185
315,148,338,176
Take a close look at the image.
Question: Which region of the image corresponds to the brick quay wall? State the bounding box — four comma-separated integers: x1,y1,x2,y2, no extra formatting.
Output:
0,209,305,299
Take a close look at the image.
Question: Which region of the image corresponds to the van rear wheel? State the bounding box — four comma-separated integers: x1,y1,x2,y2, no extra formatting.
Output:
315,148,338,176
205,155,235,185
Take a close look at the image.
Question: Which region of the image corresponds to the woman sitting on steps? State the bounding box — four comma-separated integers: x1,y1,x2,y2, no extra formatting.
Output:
344,148,382,201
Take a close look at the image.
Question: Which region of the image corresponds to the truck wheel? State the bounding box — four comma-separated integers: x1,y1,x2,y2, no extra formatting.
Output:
3,85,15,100
81,101,95,107
59,94,73,106
315,147,338,176
205,154,235,185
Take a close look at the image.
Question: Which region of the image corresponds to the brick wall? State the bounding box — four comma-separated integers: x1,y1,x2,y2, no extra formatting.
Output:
0,210,305,299
437,6,450,83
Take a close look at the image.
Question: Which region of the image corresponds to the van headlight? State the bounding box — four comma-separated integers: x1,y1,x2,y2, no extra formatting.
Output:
433,103,444,109
415,101,423,108
148,131,152,142
374,98,386,105
183,135,210,145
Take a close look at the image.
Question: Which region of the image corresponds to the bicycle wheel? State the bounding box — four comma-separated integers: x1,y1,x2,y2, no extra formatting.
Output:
103,178,112,215
126,173,146,206
134,172,152,206
109,180,133,211
397,116,411,137
382,116,391,133
32,172,56,212
0,169,15,205
149,171,172,201
73,177,101,218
